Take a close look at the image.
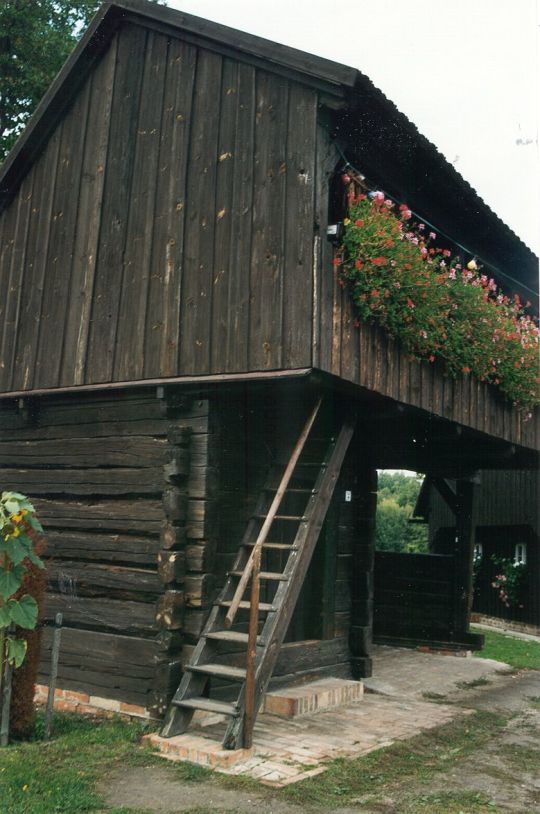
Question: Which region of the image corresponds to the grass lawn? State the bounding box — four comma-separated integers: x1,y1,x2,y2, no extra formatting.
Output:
471,625,540,670
0,707,510,814
1,628,538,813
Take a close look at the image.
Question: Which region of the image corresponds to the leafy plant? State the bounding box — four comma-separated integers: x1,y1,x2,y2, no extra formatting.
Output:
0,492,44,671
490,556,527,609
337,184,539,412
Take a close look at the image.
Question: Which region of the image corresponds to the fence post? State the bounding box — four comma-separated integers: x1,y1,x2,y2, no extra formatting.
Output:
44,613,63,740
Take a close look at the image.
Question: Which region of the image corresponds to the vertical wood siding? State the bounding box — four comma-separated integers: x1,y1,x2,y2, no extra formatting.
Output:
0,20,536,453
0,22,318,391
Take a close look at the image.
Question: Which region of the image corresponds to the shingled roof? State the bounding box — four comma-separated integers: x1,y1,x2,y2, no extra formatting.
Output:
1,0,537,303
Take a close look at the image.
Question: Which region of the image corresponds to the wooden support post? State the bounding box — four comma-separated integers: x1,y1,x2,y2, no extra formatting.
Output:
452,479,477,640
350,460,377,679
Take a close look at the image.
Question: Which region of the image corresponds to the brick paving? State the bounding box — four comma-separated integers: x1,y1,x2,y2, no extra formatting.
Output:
144,646,508,787
146,686,461,787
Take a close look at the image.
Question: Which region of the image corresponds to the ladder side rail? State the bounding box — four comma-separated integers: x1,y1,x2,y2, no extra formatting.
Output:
243,542,262,749
160,476,279,738
224,396,323,629
224,417,356,749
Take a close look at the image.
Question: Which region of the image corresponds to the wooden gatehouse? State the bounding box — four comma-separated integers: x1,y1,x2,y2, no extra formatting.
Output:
0,0,538,748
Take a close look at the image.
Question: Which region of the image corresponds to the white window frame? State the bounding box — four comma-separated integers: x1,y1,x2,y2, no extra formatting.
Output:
514,542,527,566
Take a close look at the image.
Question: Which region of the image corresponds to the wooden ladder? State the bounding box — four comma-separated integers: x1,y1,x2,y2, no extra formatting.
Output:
160,397,356,749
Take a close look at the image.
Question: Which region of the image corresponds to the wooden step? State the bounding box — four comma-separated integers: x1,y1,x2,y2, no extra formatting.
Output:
243,542,295,550
205,630,264,645
172,697,238,716
264,487,315,494
187,663,247,681
219,600,274,611
254,514,303,521
229,570,288,581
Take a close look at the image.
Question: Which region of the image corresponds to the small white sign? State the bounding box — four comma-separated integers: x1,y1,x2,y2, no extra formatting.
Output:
345,490,352,502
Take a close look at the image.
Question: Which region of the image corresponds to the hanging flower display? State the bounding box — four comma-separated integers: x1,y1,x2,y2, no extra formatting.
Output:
337,178,539,412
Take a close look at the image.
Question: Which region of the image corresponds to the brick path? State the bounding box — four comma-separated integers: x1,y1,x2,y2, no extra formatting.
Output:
146,646,507,787
147,693,461,787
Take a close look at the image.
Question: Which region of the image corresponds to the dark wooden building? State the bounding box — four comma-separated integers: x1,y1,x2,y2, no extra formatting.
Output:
0,0,538,743
416,471,540,627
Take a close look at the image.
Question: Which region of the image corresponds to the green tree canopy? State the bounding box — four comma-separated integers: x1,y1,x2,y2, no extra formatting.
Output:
376,471,428,553
0,0,101,160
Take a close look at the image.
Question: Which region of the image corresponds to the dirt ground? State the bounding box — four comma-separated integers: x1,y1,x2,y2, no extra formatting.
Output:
102,662,540,813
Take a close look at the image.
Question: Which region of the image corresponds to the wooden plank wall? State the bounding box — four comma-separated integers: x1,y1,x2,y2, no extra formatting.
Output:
472,526,540,626
185,387,353,682
0,390,214,713
1,17,534,455
373,552,456,643
427,471,539,536
0,21,319,392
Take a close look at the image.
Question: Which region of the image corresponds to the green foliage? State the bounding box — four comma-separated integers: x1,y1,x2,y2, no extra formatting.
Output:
490,557,528,609
0,1,101,159
376,472,428,553
338,188,539,412
0,492,44,670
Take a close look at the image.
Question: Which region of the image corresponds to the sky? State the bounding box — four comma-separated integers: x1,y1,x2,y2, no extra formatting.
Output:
165,0,540,258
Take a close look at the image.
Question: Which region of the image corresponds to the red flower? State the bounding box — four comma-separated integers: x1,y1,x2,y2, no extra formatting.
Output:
371,289,380,298
406,298,415,308
355,260,363,269
428,355,435,363
332,257,342,267
462,366,471,373
371,257,388,266
355,219,365,227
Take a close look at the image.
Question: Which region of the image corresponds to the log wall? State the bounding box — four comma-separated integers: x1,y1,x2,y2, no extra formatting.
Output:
0,390,215,713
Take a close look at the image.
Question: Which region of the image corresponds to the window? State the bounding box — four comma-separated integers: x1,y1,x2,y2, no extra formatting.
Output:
514,543,527,566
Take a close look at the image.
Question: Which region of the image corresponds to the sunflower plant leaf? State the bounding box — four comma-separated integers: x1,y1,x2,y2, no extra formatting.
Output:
7,637,27,668
8,595,38,629
0,565,24,600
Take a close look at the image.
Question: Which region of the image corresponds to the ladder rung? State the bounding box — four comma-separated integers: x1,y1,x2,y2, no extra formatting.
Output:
172,697,238,716
206,631,264,645
254,514,303,521
229,570,288,581
243,542,295,550
187,663,247,681
264,487,315,494
219,599,274,611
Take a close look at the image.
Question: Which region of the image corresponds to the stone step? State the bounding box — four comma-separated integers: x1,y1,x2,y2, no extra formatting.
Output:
262,677,363,718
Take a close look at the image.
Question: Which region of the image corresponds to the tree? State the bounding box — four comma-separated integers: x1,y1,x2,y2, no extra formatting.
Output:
375,472,429,553
0,1,101,160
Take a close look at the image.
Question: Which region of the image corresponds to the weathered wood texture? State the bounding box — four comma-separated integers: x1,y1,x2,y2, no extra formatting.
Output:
211,388,356,660
427,470,539,627
0,390,212,712
0,17,535,453
0,22,318,391
373,552,457,643
427,470,539,534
